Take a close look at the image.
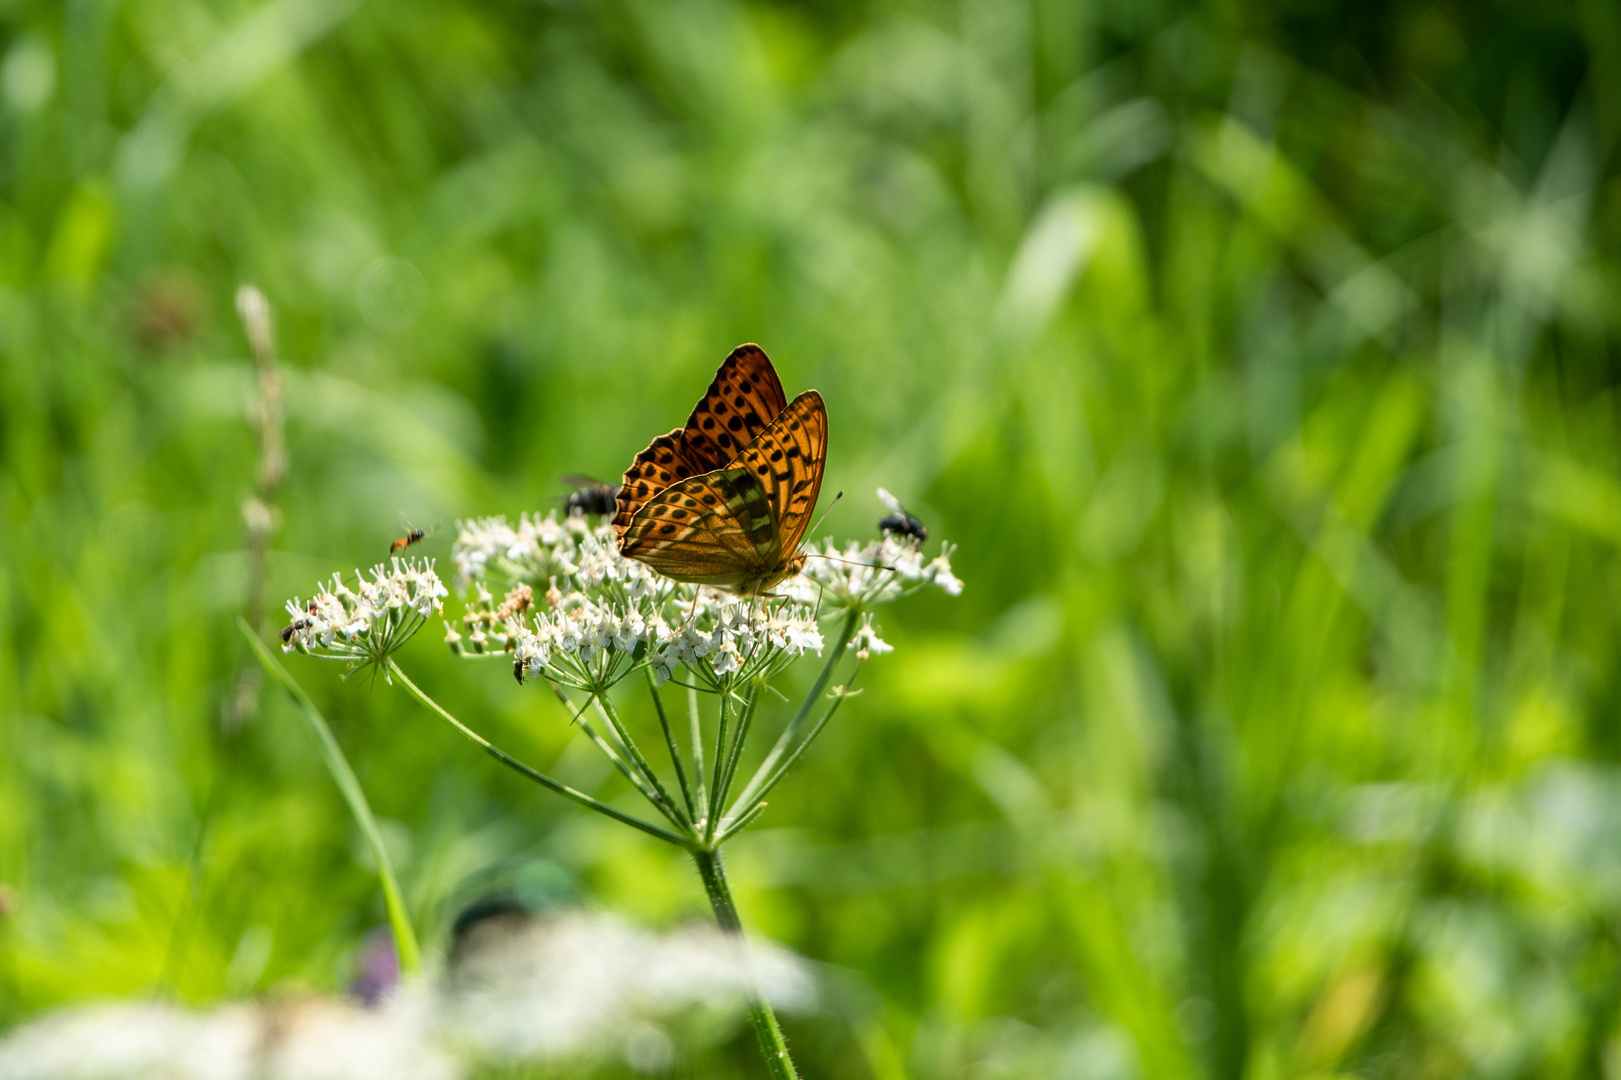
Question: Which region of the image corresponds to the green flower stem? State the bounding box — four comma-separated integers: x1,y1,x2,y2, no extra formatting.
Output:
687,685,708,821
593,693,690,831
578,705,679,825
646,671,697,822
708,682,732,840
713,683,759,824
387,660,692,850
725,659,866,830
718,798,770,843
692,849,800,1080
239,621,423,977
547,684,684,830
730,609,860,813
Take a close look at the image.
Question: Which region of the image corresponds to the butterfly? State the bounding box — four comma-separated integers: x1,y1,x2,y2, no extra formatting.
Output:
614,344,827,596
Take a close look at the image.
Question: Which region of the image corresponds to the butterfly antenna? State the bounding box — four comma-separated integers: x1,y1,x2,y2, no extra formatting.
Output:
804,552,899,574
803,490,844,545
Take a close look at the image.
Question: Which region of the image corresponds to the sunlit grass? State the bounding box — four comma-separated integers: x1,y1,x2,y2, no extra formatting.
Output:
2,0,1619,1075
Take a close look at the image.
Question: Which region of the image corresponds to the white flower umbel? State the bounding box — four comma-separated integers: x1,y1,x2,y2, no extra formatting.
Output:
281,559,449,680
793,534,963,612
453,515,831,693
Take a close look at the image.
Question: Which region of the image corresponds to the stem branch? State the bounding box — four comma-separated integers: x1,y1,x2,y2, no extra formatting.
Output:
594,693,690,831
713,683,759,822
708,682,732,840
726,658,866,829
687,685,708,826
731,610,860,813
647,672,697,822
387,660,691,849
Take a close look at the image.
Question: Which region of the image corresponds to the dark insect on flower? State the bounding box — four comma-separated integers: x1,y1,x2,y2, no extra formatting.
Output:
281,617,312,643
562,475,621,518
877,488,927,543
513,658,526,685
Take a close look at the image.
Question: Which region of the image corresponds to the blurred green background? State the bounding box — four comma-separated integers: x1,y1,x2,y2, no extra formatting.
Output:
4,0,1621,1075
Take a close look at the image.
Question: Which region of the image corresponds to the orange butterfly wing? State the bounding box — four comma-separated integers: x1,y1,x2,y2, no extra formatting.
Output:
614,344,788,537
726,391,827,555
619,468,777,589
621,392,828,594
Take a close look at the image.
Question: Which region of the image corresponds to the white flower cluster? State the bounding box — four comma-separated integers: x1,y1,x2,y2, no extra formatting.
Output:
449,514,826,691
451,513,600,591
281,559,449,676
789,533,963,612
280,490,962,692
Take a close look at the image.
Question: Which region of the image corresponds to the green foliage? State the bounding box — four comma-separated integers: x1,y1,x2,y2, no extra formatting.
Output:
3,0,1620,1075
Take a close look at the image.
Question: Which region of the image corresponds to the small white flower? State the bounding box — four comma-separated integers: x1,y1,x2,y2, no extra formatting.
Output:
851,614,892,661
712,640,741,676
925,549,963,596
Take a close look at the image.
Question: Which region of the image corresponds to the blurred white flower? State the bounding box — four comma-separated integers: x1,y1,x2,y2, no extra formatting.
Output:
443,909,813,1063
0,913,814,1079
0,1002,261,1080
0,990,456,1080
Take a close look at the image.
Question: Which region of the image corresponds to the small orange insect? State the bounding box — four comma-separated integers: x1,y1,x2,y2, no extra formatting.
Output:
390,529,426,555
388,518,437,556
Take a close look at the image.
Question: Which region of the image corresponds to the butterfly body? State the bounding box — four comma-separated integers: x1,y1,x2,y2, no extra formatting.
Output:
616,345,826,595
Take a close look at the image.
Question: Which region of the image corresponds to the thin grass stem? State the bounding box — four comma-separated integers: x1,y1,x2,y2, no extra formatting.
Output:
239,621,423,976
